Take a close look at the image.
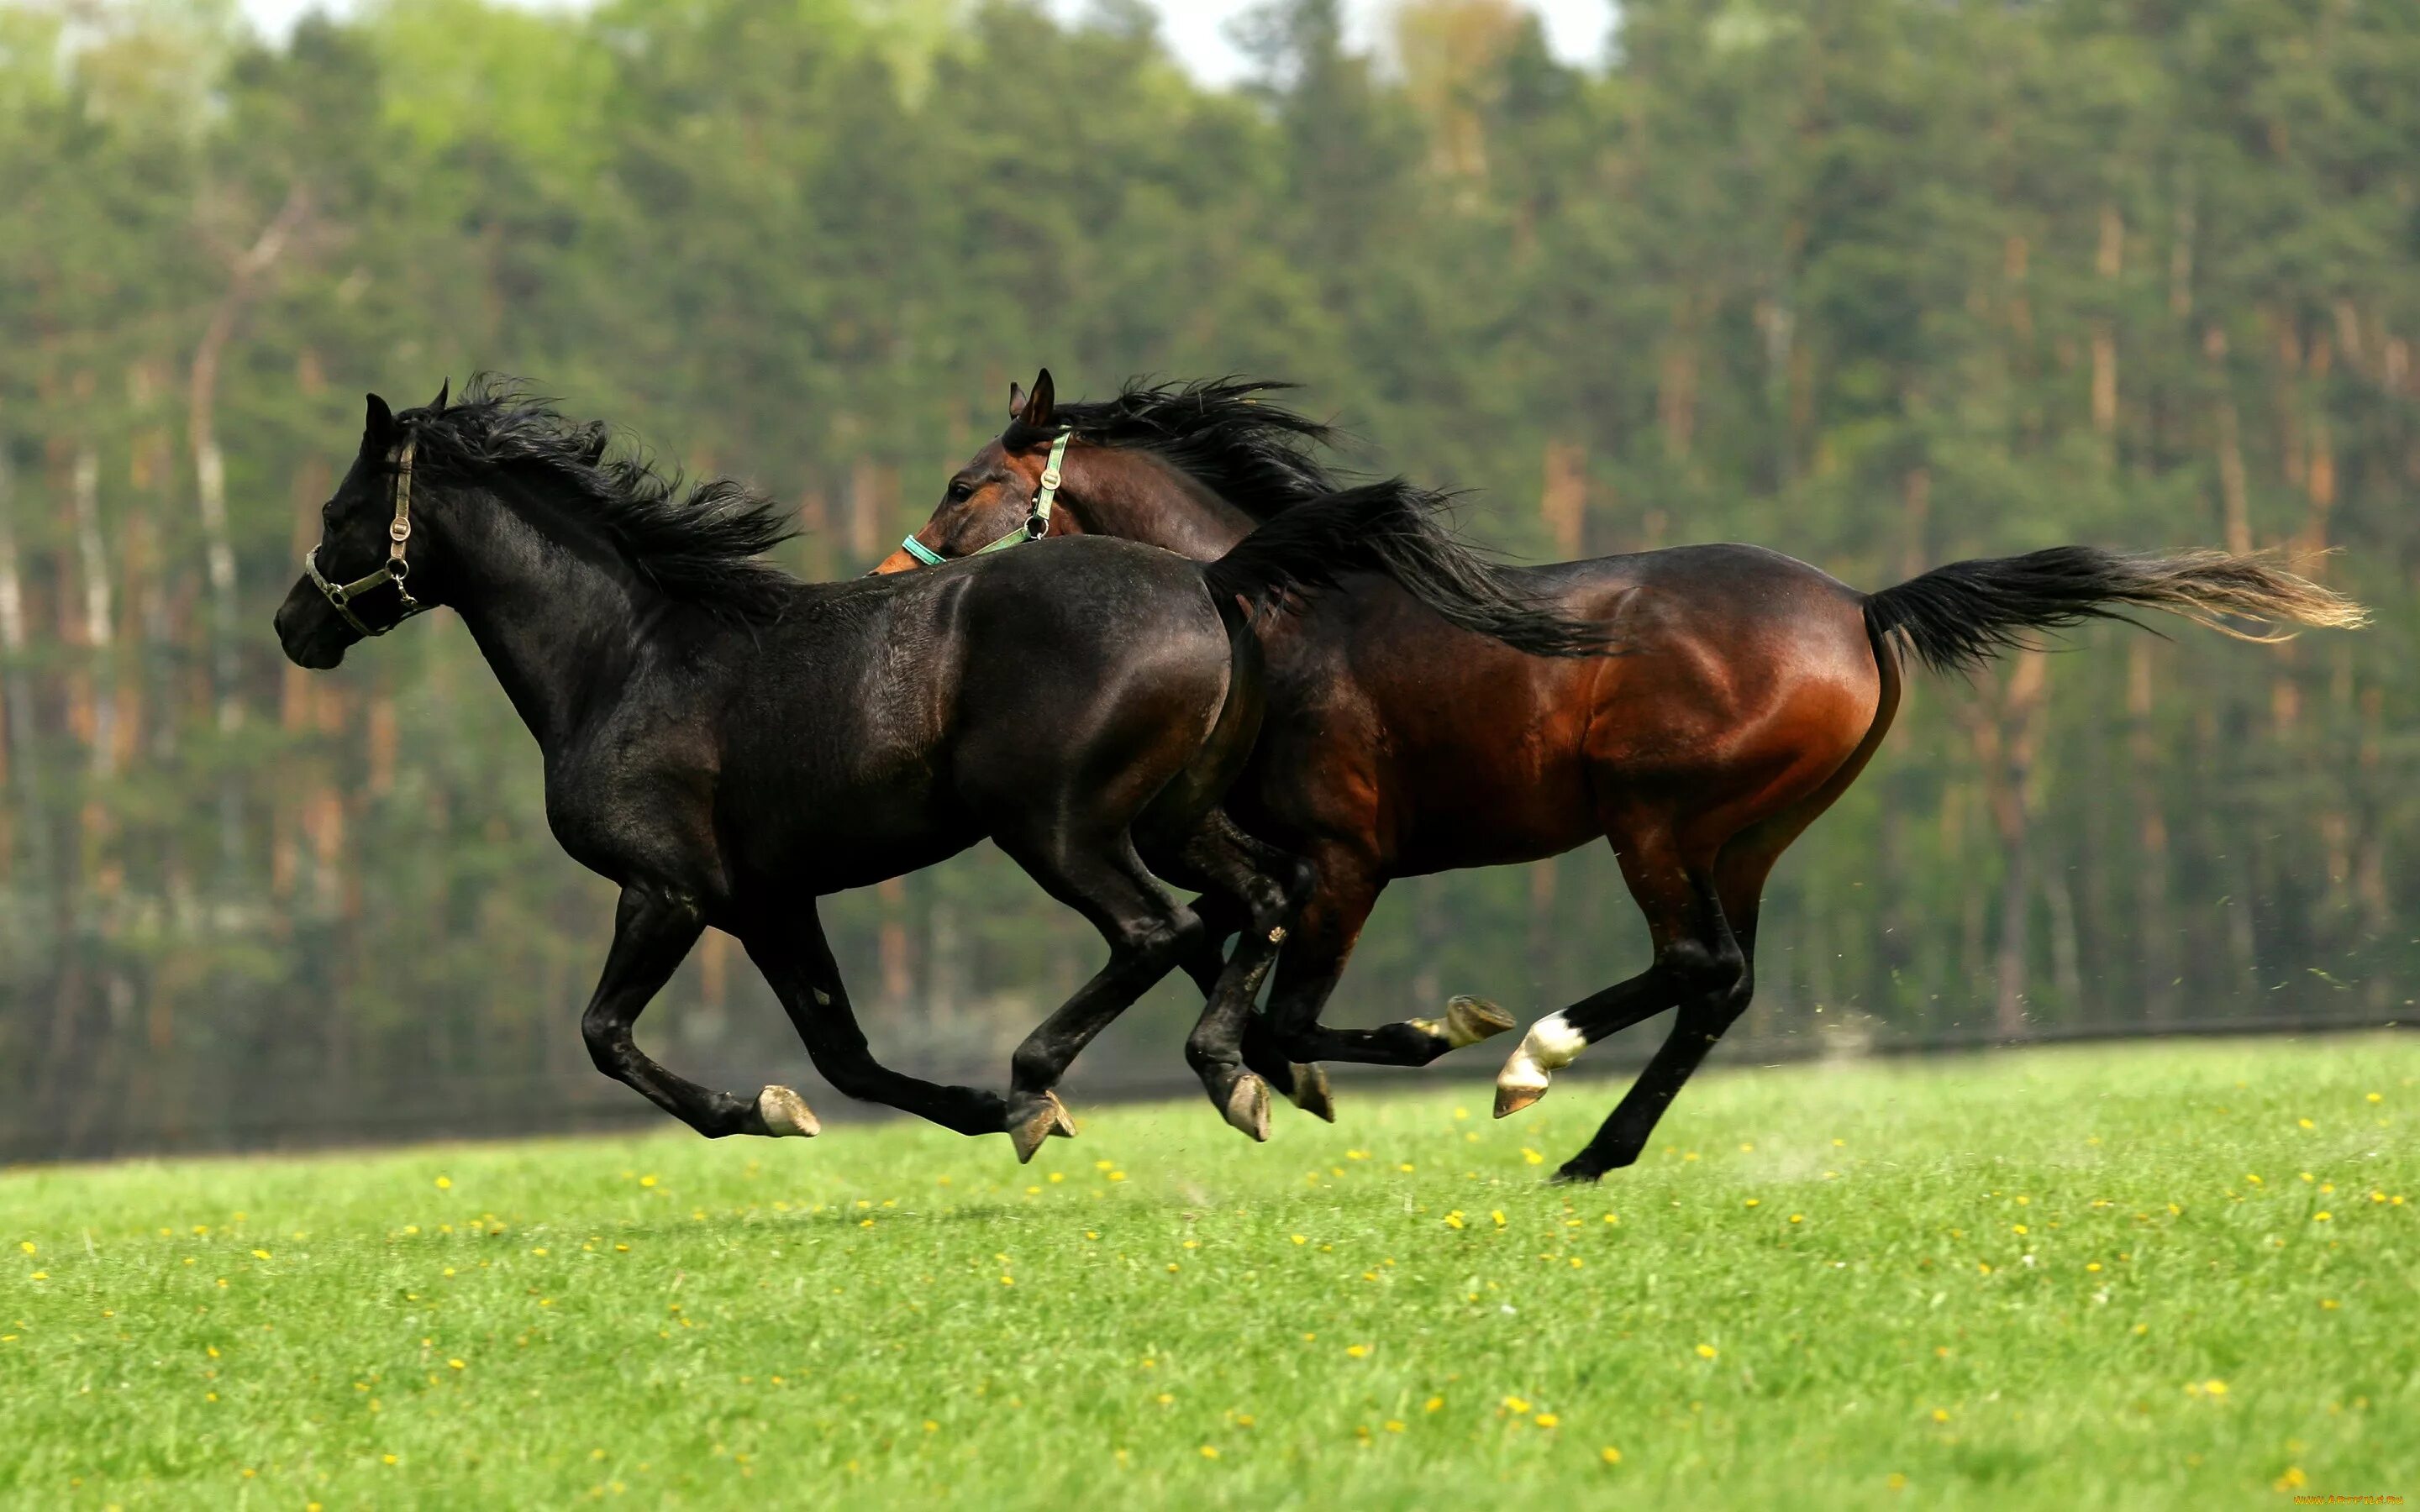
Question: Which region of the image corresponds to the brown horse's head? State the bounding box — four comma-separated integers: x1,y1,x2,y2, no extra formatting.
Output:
872,369,1072,573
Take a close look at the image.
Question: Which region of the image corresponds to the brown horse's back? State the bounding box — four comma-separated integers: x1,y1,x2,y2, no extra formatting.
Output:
1242,543,1881,875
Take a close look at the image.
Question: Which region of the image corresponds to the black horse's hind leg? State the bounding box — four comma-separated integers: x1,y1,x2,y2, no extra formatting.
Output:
741,910,1008,1137
1170,857,1335,1123
581,883,783,1139
992,827,1204,1162
1149,808,1314,1140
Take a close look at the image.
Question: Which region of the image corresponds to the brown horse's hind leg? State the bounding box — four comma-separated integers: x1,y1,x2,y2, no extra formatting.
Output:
1545,633,1907,1181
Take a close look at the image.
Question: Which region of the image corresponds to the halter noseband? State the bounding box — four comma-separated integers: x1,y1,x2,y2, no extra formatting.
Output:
304,434,430,637
898,428,1073,568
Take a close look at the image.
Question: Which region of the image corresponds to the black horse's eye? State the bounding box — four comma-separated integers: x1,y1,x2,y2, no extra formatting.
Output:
944,481,972,504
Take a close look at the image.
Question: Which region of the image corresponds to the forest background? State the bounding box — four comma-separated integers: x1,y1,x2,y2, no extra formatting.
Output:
3,0,2415,1158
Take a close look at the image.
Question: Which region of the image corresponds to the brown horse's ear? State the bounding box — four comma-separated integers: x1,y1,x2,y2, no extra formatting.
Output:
365,392,396,439
1017,368,1055,429
1007,380,1026,421
428,379,450,414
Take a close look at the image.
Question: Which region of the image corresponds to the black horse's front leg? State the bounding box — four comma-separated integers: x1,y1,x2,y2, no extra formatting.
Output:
581,883,801,1138
743,914,1009,1137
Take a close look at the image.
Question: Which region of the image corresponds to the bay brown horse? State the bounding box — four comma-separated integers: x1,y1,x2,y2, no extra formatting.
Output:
880,374,2364,1181
274,381,1602,1157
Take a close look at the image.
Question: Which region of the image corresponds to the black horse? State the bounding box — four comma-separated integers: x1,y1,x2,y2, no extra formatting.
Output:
273,381,1597,1155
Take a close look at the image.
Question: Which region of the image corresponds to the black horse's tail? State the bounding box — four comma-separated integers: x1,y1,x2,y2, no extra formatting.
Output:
1865,546,2365,676
1200,480,1615,656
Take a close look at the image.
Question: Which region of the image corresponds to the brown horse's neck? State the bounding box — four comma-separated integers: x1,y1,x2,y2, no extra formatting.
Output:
1062,447,1260,561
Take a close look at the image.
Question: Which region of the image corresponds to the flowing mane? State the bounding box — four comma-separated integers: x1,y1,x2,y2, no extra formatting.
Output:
1003,377,1347,521
401,377,798,620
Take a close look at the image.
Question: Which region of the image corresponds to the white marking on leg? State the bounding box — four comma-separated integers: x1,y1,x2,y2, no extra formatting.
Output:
1494,1013,1584,1113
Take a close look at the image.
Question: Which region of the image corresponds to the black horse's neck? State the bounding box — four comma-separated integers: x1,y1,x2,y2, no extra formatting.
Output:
428,470,664,750
1062,448,1260,559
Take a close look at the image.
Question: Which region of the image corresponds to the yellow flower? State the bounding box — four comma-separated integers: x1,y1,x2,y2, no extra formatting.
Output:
1424,1396,1444,1413
251,1249,271,1260
1503,1396,1531,1414
1385,1420,1405,1432
1291,1235,1307,1245
1156,1393,1173,1405
2322,1299,2338,1310
14,1242,29,1255
1346,1345,1369,1358
1534,1414,1560,1429
2367,1092,2382,1103
1600,1446,1623,1465
1199,1446,1219,1459
434,1176,451,1189
1523,1148,1544,1165
1930,1409,1949,1423
2276,1467,2307,1491
2298,1118,2314,1129
1695,1344,1718,1360
2204,1379,2228,1396
2313,1212,2332,1223
2012,1225,2027,1236
639,1174,658,1188
382,1454,398,1465
1491,1210,1507,1226
923,1420,939,1432
1444,1212,1465,1230
1887,1473,1907,1491
1744,1199,1760,1209
1789,1215,1804,1224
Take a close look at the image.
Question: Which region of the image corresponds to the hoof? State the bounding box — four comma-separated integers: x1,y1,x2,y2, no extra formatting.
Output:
1493,1074,1549,1120
756,1084,820,1137
1410,995,1518,1051
1047,1091,1077,1138
1288,1063,1337,1123
1008,1095,1065,1164
1221,1074,1272,1142
1548,1162,1602,1185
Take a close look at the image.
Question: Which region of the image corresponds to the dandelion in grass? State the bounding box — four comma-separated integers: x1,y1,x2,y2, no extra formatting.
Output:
1601,1446,1623,1465
1695,1344,1718,1360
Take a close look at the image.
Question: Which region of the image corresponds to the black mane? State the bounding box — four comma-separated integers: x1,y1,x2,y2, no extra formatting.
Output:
401,377,797,620
1004,377,1346,521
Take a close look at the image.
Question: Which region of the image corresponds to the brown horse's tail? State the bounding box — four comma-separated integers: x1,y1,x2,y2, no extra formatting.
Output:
1863,546,2365,676
1200,479,1618,656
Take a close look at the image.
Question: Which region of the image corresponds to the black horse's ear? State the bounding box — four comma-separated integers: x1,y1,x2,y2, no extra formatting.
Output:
1007,380,1026,420
1017,368,1055,429
428,379,450,414
365,392,395,438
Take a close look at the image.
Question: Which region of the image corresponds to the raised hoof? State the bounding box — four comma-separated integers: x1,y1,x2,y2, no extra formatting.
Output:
1410,995,1519,1052
1221,1074,1273,1142
1493,1076,1548,1120
1008,1097,1065,1164
1444,995,1517,1044
756,1084,820,1138
1047,1091,1077,1138
1288,1063,1337,1123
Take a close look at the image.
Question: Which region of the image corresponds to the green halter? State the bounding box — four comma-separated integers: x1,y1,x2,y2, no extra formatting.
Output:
899,428,1072,567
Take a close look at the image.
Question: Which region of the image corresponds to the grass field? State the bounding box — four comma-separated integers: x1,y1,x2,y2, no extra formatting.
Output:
3,1037,2414,1509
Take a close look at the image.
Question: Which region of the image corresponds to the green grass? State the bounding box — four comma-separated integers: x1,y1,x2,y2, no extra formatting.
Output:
3,1038,2414,1509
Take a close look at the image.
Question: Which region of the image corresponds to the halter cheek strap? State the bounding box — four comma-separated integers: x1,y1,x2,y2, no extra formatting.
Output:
304,435,430,637
898,428,1072,567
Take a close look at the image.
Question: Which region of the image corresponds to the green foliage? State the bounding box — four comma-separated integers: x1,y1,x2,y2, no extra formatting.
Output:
0,1042,2412,1505
0,0,2414,1156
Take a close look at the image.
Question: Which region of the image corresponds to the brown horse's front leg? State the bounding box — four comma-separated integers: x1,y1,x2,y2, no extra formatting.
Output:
1258,847,1512,1067
580,883,797,1139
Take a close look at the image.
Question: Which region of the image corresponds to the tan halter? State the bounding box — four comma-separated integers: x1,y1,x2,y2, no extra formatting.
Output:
304,435,429,636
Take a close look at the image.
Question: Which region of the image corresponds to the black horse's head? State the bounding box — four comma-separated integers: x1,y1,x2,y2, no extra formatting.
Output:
276,385,454,669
